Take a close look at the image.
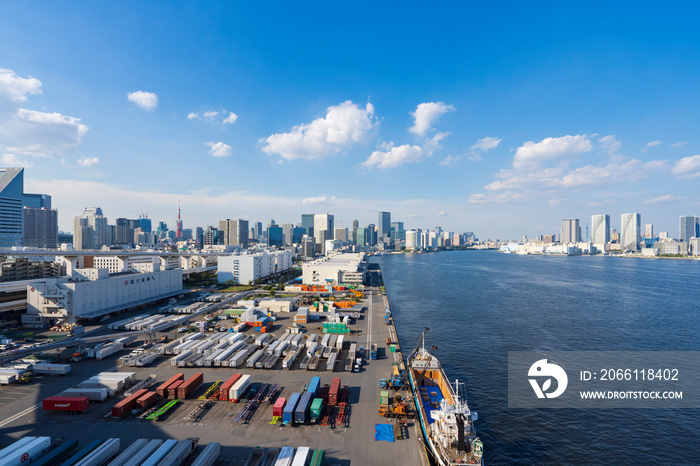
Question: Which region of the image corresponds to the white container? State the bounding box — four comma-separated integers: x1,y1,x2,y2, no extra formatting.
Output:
155,438,195,466
122,440,163,466
190,443,220,466
76,438,120,466
320,334,331,347
274,341,289,357
274,447,294,466
139,440,177,466
336,334,345,350
306,342,318,358
291,447,309,466
106,439,149,466
96,343,124,360
61,388,109,401
32,363,71,375
229,374,251,401
0,438,36,461
0,374,17,384
266,340,280,356
246,349,265,368
0,437,51,466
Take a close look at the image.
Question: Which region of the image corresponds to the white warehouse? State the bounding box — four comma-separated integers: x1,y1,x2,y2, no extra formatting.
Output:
302,252,365,285
217,249,293,285
26,265,183,325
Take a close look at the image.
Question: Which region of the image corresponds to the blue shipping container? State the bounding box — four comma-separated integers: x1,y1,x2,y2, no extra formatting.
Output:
282,392,301,425
294,392,313,424
307,376,320,398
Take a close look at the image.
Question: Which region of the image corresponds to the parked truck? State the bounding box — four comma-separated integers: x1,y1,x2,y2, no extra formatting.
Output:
282,392,300,425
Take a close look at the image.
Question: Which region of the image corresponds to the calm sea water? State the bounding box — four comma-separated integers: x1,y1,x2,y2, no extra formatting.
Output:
374,251,700,465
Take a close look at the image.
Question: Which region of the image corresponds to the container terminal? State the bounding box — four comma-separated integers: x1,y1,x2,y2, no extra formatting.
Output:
0,279,431,465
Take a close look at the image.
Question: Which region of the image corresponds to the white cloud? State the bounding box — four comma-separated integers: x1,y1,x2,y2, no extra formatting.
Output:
1,153,33,167
409,102,455,137
0,69,42,103
470,136,502,152
671,141,687,148
437,211,447,216
205,142,233,157
261,101,377,161
187,112,198,120
643,194,679,205
302,196,335,206
672,155,700,177
127,91,158,110
587,199,616,208
440,155,458,166
362,144,424,169
223,112,238,125
599,135,621,154
78,156,99,167
203,110,219,119
644,140,662,150
423,131,449,155
3,109,89,157
514,135,592,169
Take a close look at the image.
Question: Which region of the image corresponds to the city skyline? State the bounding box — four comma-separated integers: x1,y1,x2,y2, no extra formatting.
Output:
3,4,700,238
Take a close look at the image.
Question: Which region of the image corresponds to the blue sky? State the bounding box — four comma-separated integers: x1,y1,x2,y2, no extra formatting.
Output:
2,2,700,239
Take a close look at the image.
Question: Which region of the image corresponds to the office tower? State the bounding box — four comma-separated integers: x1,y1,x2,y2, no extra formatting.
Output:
591,214,610,245
23,207,58,248
23,193,51,209
621,213,641,250
405,230,418,250
334,228,348,242
156,221,168,238
301,235,315,259
73,207,110,250
390,221,405,243
267,225,283,247
560,219,581,244
182,229,192,240
139,216,152,234
280,223,294,246
218,219,249,248
356,227,368,248
351,219,359,245
644,224,654,239
0,167,24,247
313,213,334,252
679,216,699,242
203,226,220,246
301,214,315,237
115,218,132,244
378,211,391,240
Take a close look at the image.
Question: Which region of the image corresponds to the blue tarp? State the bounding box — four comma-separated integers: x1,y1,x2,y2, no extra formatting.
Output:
374,423,395,442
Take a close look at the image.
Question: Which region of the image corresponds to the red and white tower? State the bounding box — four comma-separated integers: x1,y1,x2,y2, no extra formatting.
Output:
176,201,184,238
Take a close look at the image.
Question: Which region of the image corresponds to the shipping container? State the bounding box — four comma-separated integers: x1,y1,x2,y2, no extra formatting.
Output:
136,391,157,410
74,438,120,466
121,440,163,466
328,377,340,406
305,334,318,348
306,343,318,358
0,373,17,384
310,398,323,423
336,335,345,350
326,353,337,372
282,393,300,425
0,437,51,466
60,388,109,402
32,363,71,375
63,440,104,466
95,343,124,360
218,374,241,401
139,440,177,466
111,389,149,417
190,443,220,466
32,440,78,466
294,392,313,424
291,447,309,466
307,377,321,397
272,397,286,417
105,439,148,466
246,349,265,368
156,374,184,397
155,438,197,466
309,449,325,466
0,438,36,461
43,396,89,412
229,374,251,402
274,447,294,466
177,373,204,399
167,380,183,399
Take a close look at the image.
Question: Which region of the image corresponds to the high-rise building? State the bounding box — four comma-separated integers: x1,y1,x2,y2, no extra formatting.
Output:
301,235,315,259
0,167,25,247
115,218,131,244
280,223,294,246
139,216,152,234
23,207,58,248
644,224,654,239
301,214,315,238
405,230,418,250
203,226,220,246
679,215,699,242
156,221,168,238
267,226,283,247
292,227,305,244
219,219,249,247
73,207,111,250
621,213,641,250
313,214,334,253
23,193,51,209
591,214,610,245
560,219,581,244
378,211,391,240
351,219,359,245
334,228,348,243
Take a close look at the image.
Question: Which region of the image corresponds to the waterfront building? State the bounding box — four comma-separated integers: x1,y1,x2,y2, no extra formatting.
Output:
621,213,642,251
378,211,391,242
217,249,293,284
405,230,418,250
644,224,654,239
679,215,699,242
657,241,688,256
23,207,58,248
314,213,334,253
690,237,700,256
301,252,365,285
591,214,610,246
560,219,581,244
0,167,24,247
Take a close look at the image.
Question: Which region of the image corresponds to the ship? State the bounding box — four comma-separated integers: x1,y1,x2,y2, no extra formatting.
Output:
407,328,483,465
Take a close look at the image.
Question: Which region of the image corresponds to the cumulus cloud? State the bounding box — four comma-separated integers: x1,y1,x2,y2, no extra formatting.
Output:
423,132,449,156
440,155,458,166
437,211,447,216
203,111,219,119
470,136,502,153
644,140,662,150
127,91,158,110
187,112,198,120
187,109,238,125
302,196,336,206
409,102,455,137
0,69,42,105
3,109,89,157
643,194,679,205
223,112,238,125
1,153,33,167
261,101,377,161
672,155,700,177
671,141,687,148
362,144,424,169
599,135,621,154
513,135,592,169
205,142,233,157
78,156,99,167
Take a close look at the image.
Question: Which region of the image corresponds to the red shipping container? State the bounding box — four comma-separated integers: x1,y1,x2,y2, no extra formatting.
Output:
43,396,89,412
112,389,149,418
177,372,204,399
167,380,183,399
136,391,158,410
328,377,341,406
273,397,286,417
218,374,242,401
156,373,184,397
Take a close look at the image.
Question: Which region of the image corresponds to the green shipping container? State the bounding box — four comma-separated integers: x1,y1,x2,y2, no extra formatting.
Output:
310,397,323,423
390,345,397,353
380,390,389,406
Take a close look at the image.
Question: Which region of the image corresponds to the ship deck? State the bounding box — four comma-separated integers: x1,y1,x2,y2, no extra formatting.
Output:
418,385,443,425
